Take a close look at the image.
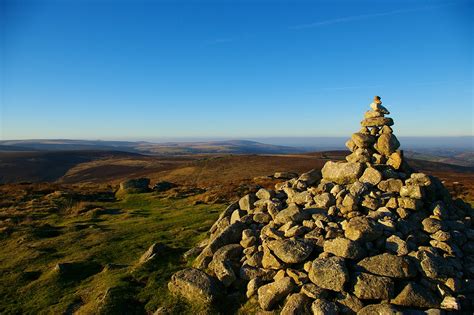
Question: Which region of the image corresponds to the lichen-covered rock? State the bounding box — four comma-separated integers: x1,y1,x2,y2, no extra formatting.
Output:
311,299,339,315
357,304,400,315
359,167,382,186
309,256,348,292
208,244,242,286
376,133,400,156
353,272,395,300
391,282,440,308
280,293,311,315
274,204,309,224
351,133,375,148
356,253,417,278
118,178,150,194
321,161,365,185
343,217,383,242
257,277,296,311
323,237,366,260
267,239,313,264
361,117,394,127
239,193,257,211
168,268,222,305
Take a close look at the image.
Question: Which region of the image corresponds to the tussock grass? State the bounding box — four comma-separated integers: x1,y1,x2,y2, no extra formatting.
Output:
0,192,223,314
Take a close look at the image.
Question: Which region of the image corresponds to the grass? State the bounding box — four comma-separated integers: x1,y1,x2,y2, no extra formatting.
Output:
0,192,223,314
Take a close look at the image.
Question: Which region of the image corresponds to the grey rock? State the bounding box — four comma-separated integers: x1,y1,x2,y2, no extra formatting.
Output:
168,268,222,305
321,161,365,185
298,169,322,186
311,299,339,315
378,179,403,193
256,188,274,200
353,272,395,300
267,239,313,264
280,293,312,315
119,178,150,194
323,237,366,260
239,193,257,211
314,193,335,208
400,185,424,199
351,133,375,148
359,167,382,186
343,217,383,242
274,204,309,224
209,244,242,287
357,304,400,315
257,277,296,311
361,117,394,127
385,235,409,256
376,133,400,156
309,256,348,292
391,282,440,308
356,253,417,278
300,283,329,299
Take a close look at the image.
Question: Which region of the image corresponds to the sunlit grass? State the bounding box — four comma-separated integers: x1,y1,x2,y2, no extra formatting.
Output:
0,192,223,314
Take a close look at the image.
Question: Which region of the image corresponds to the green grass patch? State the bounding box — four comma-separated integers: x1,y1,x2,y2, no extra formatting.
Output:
0,193,223,314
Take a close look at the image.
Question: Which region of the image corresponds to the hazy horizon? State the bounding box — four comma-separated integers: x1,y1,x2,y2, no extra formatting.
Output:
1,135,473,151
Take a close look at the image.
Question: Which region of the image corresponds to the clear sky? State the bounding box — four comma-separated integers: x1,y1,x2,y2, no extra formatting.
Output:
1,0,472,140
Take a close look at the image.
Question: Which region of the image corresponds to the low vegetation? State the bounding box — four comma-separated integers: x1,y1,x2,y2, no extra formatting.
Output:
0,186,224,314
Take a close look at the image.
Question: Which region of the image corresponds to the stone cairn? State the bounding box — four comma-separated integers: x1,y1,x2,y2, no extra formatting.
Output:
168,96,474,314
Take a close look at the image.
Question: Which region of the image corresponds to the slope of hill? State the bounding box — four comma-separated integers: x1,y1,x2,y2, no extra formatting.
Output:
0,151,143,184
0,139,306,155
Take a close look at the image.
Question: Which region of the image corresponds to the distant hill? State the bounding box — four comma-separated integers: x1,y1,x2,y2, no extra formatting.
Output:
0,150,142,184
0,139,306,155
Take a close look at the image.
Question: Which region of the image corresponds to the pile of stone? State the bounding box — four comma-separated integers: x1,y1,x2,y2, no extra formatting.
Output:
168,96,474,314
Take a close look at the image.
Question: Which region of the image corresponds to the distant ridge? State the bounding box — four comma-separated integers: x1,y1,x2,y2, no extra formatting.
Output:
0,139,306,155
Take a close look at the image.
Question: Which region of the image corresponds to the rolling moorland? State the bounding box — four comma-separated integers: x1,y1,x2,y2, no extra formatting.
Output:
0,140,473,314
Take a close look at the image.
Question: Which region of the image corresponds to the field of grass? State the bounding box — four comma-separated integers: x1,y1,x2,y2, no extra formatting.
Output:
0,192,224,314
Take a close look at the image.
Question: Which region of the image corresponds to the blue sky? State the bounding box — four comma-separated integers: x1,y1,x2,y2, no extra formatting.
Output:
1,0,472,140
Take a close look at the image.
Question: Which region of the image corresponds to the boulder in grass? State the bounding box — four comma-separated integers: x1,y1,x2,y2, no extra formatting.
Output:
118,178,150,194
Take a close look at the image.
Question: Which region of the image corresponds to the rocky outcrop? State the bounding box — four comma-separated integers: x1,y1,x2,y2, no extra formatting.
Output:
167,96,474,313
117,178,150,194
